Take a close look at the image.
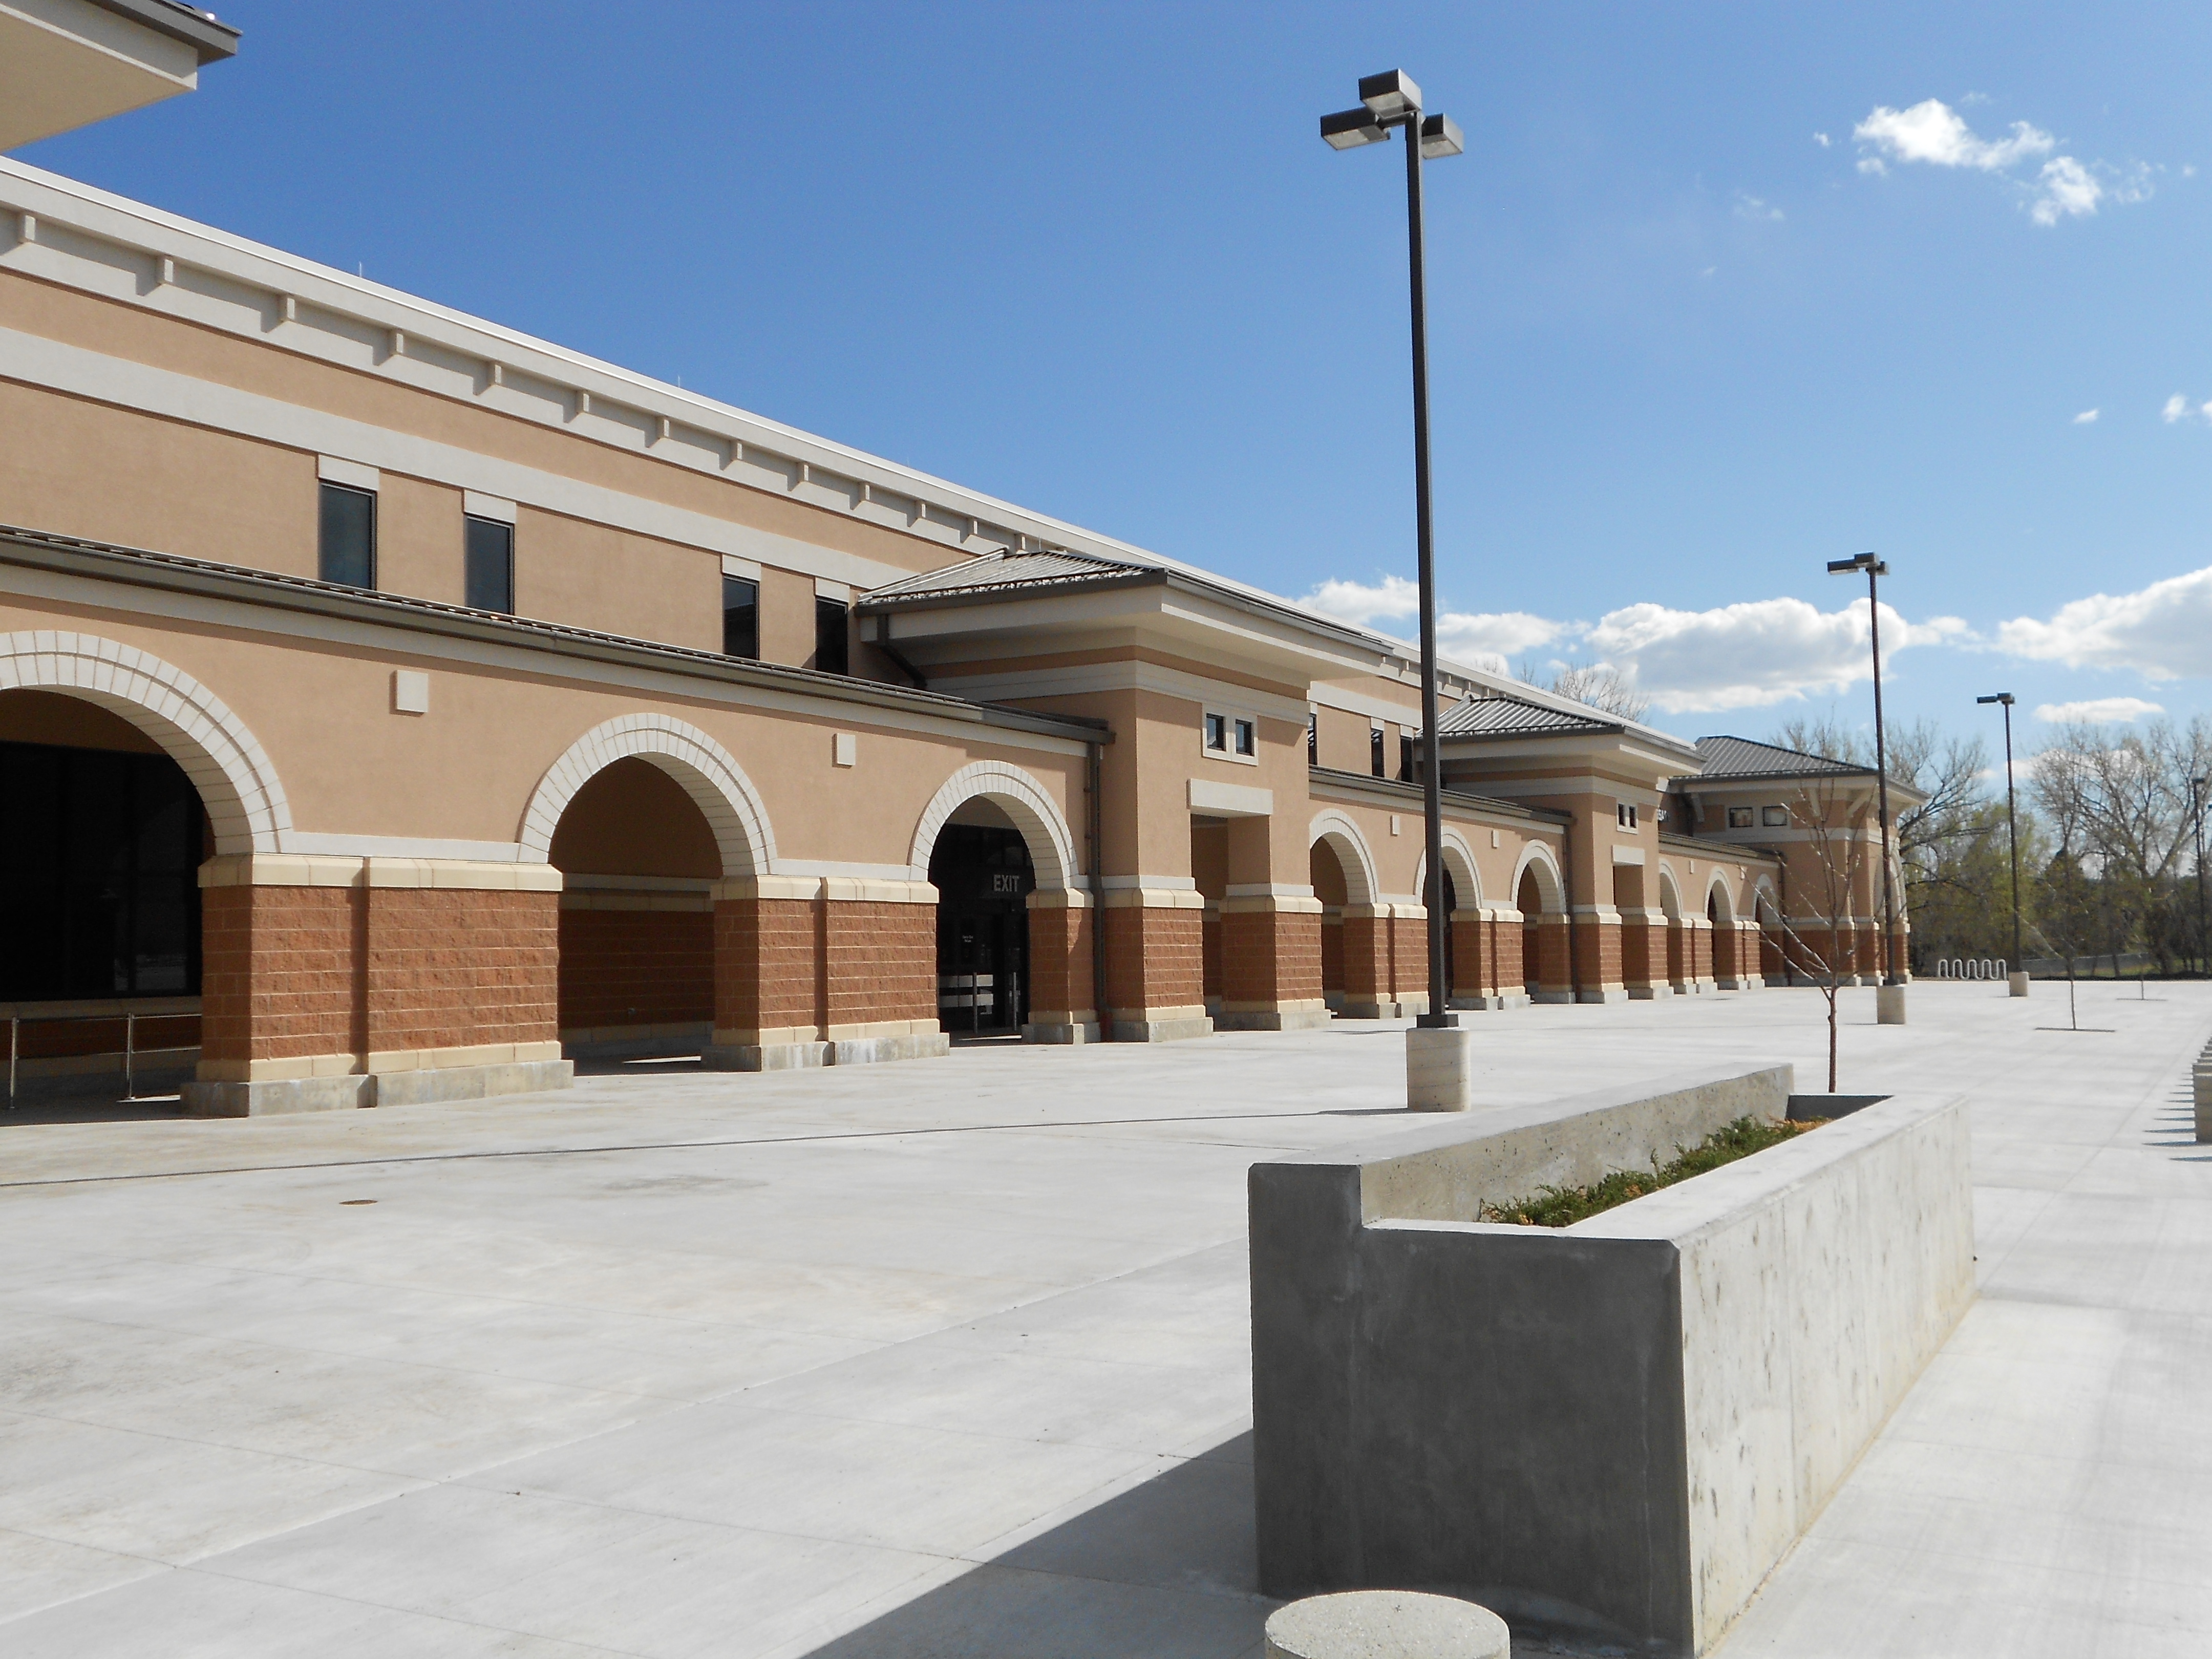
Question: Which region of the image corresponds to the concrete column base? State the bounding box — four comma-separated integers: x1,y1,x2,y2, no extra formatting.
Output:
1110,1015,1215,1043
830,1032,951,1067
1217,1007,1333,1032
1406,1025,1475,1113
2009,971,2031,997
1024,1020,1101,1045
1876,983,1908,1025
1528,989,1576,1005
1626,984,1673,1001
1448,995,1520,1012
704,1041,832,1072
2195,1069,2211,1142
181,1058,574,1117
1576,988,1630,1005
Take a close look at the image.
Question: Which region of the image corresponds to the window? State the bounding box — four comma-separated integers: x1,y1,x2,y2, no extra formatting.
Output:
1727,806,1754,829
1617,802,1639,829
1204,712,1228,752
463,516,513,613
317,481,375,589
1398,732,1414,783
814,598,849,675
721,576,759,658
1371,724,1386,777
1307,711,1317,765
1762,805,1789,827
1234,718,1256,757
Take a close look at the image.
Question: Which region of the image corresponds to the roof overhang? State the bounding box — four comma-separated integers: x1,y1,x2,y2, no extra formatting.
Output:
1,0,237,151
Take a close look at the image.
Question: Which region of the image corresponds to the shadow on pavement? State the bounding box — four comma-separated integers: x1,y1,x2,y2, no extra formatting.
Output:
802,1436,1273,1659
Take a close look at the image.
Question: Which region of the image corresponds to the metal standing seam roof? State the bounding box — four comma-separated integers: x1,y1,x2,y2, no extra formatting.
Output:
1432,694,1621,739
1684,735,1870,781
859,548,1148,603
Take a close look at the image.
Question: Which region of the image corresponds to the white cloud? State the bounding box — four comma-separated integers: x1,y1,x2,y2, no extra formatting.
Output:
2031,155,2101,224
2164,393,2192,422
1852,98,2150,228
2033,696,2165,724
1997,566,2212,678
1814,132,1832,148
1578,598,1962,715
1435,610,1570,674
1301,574,1421,624
1733,191,1783,222
2074,408,2099,423
1855,99,2054,171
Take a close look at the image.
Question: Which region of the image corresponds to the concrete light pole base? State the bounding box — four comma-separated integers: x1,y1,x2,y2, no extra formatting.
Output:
1406,1025,1474,1111
1877,983,1908,1025
1265,1591,1508,1659
2008,971,2030,997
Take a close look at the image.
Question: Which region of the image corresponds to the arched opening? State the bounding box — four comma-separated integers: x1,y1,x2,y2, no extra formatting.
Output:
1,688,215,1102
1518,867,1544,994
927,797,1036,1037
1310,837,1352,1010
548,757,722,1057
1658,866,1690,993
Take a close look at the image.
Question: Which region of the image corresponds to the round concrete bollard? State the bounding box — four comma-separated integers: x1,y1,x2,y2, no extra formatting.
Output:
1264,1590,1510,1659
2008,971,2030,997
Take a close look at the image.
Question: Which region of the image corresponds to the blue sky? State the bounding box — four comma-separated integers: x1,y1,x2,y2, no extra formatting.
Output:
20,1,2212,745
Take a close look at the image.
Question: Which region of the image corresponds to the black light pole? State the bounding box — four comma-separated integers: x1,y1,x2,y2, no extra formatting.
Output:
1977,693,2022,974
1322,72,1464,1031
1830,553,1901,990
2193,774,2208,977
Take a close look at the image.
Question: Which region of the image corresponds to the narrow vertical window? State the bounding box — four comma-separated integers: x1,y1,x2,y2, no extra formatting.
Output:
721,576,759,658
1306,711,1317,765
814,597,849,676
1234,718,1256,757
463,516,513,613
318,481,375,589
1370,724,1385,777
1204,713,1227,752
1398,733,1414,782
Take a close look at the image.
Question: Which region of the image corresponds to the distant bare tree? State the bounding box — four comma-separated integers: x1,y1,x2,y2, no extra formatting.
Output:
1766,776,1872,1092
1515,657,1651,721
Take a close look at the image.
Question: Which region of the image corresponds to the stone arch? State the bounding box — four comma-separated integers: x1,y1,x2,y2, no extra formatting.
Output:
1307,810,1379,908
521,714,775,878
910,760,1080,892
1656,862,1686,921
1751,876,1781,923
1511,842,1565,914
1705,868,1738,924
1414,831,1482,912
0,629,292,855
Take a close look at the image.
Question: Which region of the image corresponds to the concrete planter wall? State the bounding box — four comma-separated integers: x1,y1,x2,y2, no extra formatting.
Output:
1250,1065,1974,1656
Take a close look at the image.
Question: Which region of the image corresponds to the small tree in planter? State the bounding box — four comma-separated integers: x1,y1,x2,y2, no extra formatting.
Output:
1769,777,1875,1092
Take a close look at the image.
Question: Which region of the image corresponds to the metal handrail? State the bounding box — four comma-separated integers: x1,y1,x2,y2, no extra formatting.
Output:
5,1009,200,1108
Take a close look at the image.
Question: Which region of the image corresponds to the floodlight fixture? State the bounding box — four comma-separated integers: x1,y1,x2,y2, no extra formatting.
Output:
1976,693,2015,707
1320,107,1389,149
1419,113,1465,159
1828,552,1888,576
1359,69,1422,120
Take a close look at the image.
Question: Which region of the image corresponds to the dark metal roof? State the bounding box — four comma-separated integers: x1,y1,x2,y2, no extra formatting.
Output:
1687,735,1868,781
86,0,240,62
1433,693,1619,739
0,524,1108,743
860,548,1146,603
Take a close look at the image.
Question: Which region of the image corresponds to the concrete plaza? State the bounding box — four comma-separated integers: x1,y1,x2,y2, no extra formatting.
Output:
0,982,2206,1657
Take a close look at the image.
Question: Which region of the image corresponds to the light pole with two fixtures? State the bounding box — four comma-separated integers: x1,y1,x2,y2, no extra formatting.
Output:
1320,71,1470,1107
1975,692,2029,996
1829,552,1907,1023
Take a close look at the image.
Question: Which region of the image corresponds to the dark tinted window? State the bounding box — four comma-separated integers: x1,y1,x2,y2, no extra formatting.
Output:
1307,712,1317,764
464,516,514,613
1370,726,1385,777
815,598,849,676
0,740,203,999
722,576,759,658
318,482,376,589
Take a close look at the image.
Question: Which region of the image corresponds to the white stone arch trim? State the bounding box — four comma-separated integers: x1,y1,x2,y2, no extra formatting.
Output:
1751,875,1782,922
1307,810,1379,908
1510,841,1566,915
1705,867,1739,923
910,760,1080,892
1655,860,1686,921
1413,830,1483,912
520,713,775,878
0,629,293,855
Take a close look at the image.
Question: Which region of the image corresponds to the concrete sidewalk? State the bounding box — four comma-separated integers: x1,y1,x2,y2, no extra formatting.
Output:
0,983,2205,1656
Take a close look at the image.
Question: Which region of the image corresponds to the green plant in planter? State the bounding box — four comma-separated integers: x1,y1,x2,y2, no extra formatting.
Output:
1480,1115,1825,1229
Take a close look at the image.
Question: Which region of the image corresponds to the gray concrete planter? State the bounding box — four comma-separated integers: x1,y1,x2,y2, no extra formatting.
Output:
1250,1065,1973,1656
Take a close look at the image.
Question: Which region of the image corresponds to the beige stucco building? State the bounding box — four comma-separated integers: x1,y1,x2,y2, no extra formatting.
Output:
0,10,1908,1111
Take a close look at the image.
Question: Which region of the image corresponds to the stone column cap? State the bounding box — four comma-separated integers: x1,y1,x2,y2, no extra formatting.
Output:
1264,1590,1508,1659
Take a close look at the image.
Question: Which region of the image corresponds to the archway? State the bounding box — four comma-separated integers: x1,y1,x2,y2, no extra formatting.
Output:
0,633,293,1100
1707,874,1741,988
1514,845,1565,1001
1415,834,1482,1005
525,716,776,1058
1657,863,1690,993
1310,813,1379,1013
910,762,1081,1038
